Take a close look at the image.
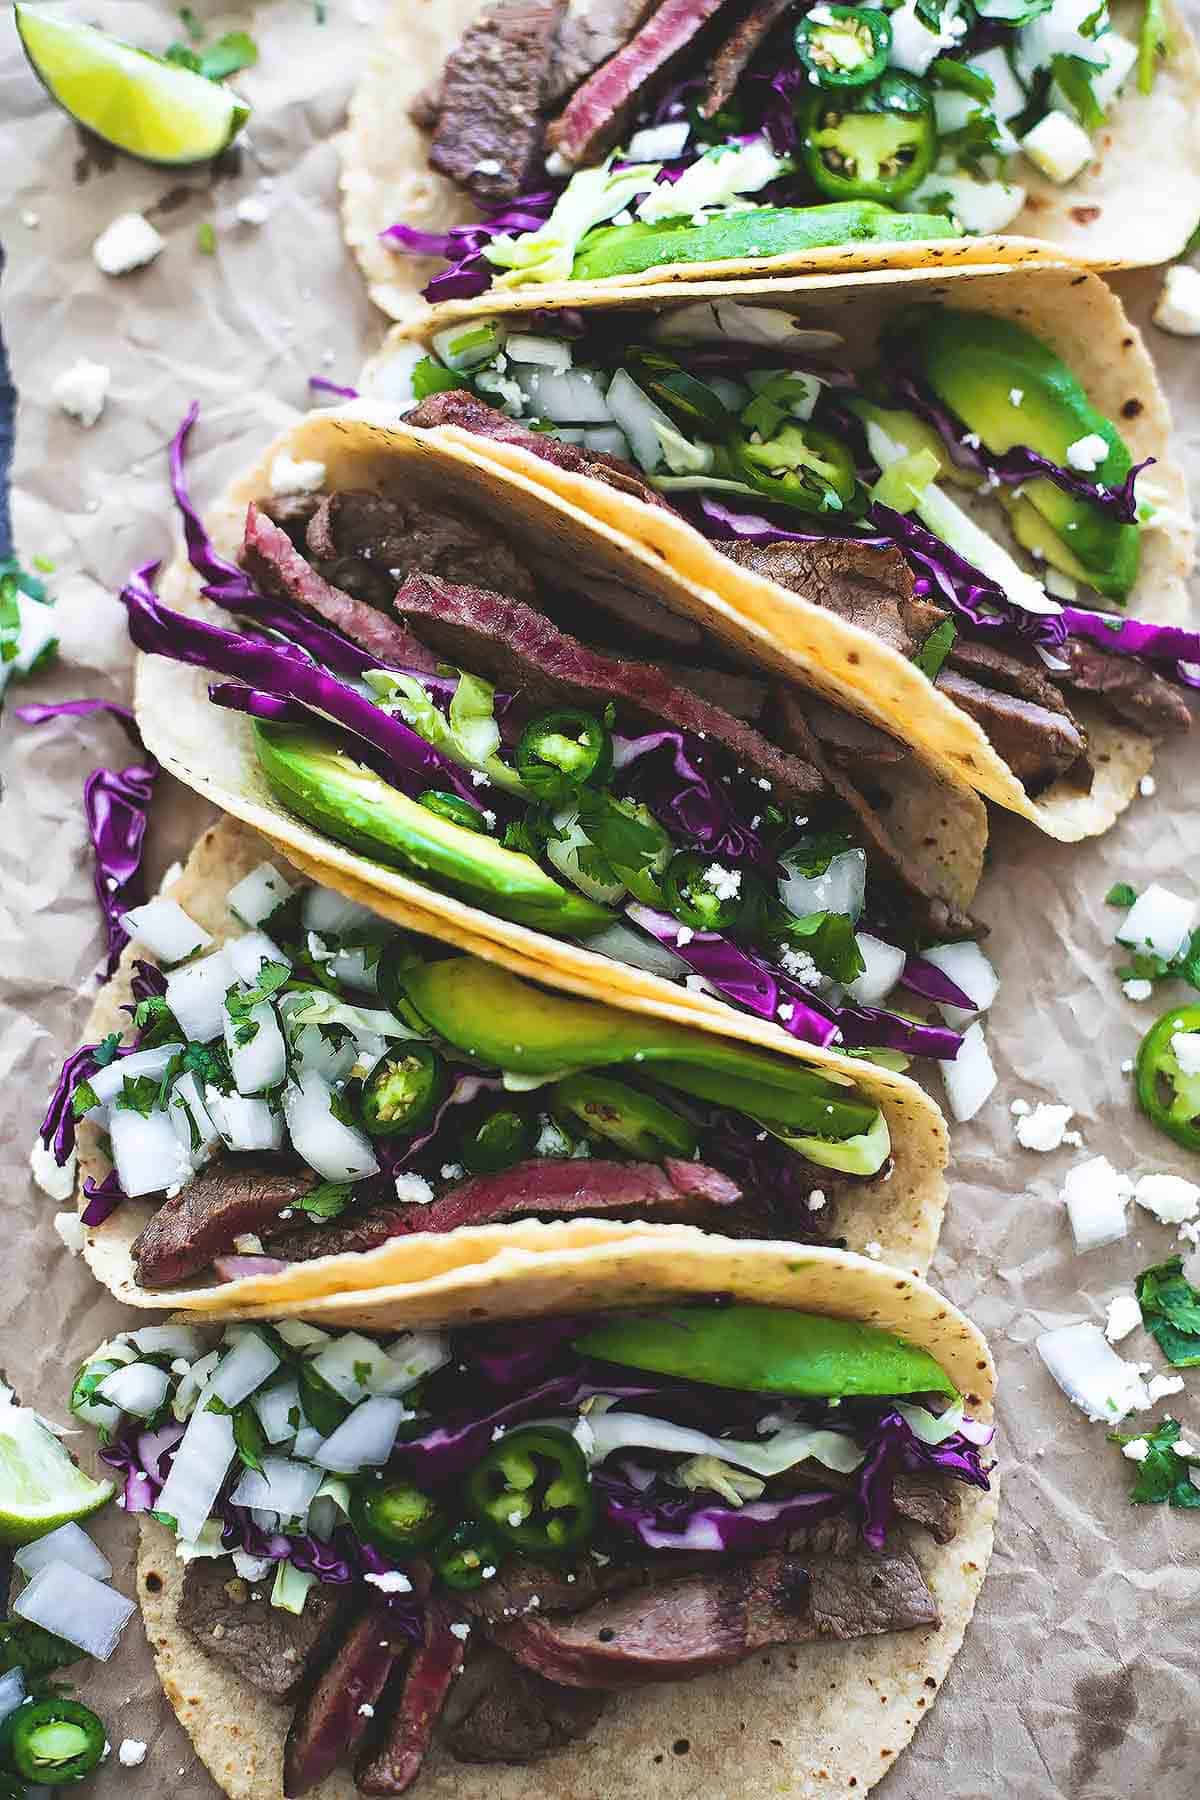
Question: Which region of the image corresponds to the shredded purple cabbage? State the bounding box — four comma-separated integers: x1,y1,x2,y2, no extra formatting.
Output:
870,504,1069,649
900,953,976,1010
169,406,255,601
857,1409,992,1552
309,375,359,401
40,1043,106,1165
615,729,780,873
466,1316,590,1390
81,1170,126,1226
381,193,556,304
378,1073,504,1175
697,495,892,549
131,959,169,1002
701,1110,839,1240
14,697,142,743
596,1471,844,1552
1062,604,1200,692
99,1433,158,1514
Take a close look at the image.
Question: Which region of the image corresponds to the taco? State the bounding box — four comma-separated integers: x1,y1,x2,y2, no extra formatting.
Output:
341,0,1200,318
40,814,952,1313
369,260,1196,839
69,1247,996,1796
121,402,1004,1110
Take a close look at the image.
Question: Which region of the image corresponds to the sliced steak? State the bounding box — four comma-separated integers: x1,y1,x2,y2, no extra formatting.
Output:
303,490,537,609
409,78,444,132
178,1561,346,1699
717,537,919,656
1055,636,1192,737
700,0,796,117
269,1206,411,1264
934,667,1087,788
406,389,671,510
430,0,567,204
394,572,830,808
356,1601,466,1795
459,1553,715,1625
546,0,732,167
284,1602,409,1796
546,0,662,102
131,1161,317,1288
243,505,438,669
446,1656,606,1761
783,1513,859,1558
891,1473,961,1546
386,1156,742,1236
491,1547,938,1687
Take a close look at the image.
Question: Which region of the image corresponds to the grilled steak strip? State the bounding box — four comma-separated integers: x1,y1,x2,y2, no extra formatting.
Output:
406,389,671,510
934,668,1086,787
131,1161,317,1289
302,490,537,610
489,1546,939,1687
356,1600,466,1796
447,1654,606,1762
891,1472,961,1545
700,0,795,116
546,0,733,167
1048,636,1192,736
430,0,567,205
717,538,919,656
243,506,438,670
546,0,663,101
177,1561,346,1699
284,1602,409,1796
393,572,829,807
389,1156,741,1236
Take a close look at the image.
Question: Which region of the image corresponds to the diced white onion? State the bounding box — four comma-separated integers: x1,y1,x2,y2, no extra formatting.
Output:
172,1349,222,1421
276,1321,332,1351
293,1425,326,1460
121,898,211,965
85,1043,184,1115
225,997,288,1097
593,918,693,980
1118,884,1197,963
167,1071,222,1167
291,1023,359,1084
228,861,294,927
606,367,673,472
109,1107,193,1199
166,948,237,1043
98,1361,170,1419
324,946,379,993
314,1397,410,1471
845,933,906,1007
302,886,379,937
430,317,505,372
282,1071,379,1181
922,939,1000,1029
131,1324,206,1360
581,427,633,459
504,332,574,372
155,1404,236,1542
209,1332,280,1408
517,365,614,425
1036,1322,1148,1422
1062,1156,1130,1251
650,299,843,352
311,1332,398,1402
232,1551,274,1582
0,1669,24,1729
626,119,691,161
226,931,287,984
230,1455,323,1521
383,1331,452,1394
252,1379,301,1445
779,848,866,923
13,1563,135,1661
15,1522,112,1582
205,1089,284,1153
940,1021,997,1123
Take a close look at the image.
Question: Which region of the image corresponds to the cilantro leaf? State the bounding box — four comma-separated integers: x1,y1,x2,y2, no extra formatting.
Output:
0,1618,81,1681
71,1079,100,1120
1109,1418,1200,1505
93,1032,123,1068
296,1180,354,1221
412,356,467,402
233,1402,267,1474
165,28,258,81
1051,52,1106,127
777,909,865,985
912,618,957,681
1135,1256,1200,1366
115,1074,162,1117
785,831,854,879
1106,882,1137,908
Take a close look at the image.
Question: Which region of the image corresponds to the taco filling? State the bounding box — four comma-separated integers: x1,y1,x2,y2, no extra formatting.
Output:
386,0,1171,298
121,411,989,1073
78,1302,993,1792
404,298,1195,792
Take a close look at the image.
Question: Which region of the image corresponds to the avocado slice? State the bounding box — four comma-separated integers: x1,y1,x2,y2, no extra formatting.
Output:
1002,491,1096,587
847,396,979,490
766,1108,892,1176
897,308,1140,599
254,723,612,938
573,1305,957,1398
402,957,879,1140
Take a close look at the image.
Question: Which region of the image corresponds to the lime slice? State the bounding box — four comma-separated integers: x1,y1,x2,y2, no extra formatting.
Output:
0,1394,115,1546
15,4,250,166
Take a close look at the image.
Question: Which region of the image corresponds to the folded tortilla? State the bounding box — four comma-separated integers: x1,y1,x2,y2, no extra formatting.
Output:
136,1240,997,1799
76,816,952,1312
372,259,1194,840
340,0,1200,324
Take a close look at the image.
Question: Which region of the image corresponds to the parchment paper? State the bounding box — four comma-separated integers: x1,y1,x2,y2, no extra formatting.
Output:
1,3,1199,1792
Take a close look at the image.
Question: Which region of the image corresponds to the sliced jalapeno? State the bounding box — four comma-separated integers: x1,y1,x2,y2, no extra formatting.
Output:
516,709,614,798
434,1518,506,1590
351,1478,447,1552
800,72,936,202
1135,1004,1200,1152
662,850,750,932
359,1044,446,1138
460,1104,535,1174
730,420,860,515
626,350,735,432
466,1425,595,1554
419,789,489,833
550,1072,699,1160
795,5,892,87
5,1699,107,1786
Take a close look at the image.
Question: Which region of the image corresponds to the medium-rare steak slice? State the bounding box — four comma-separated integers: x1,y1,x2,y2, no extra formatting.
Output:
356,1601,466,1795
131,1160,317,1288
489,1547,938,1687
302,490,537,609
406,390,671,510
934,668,1087,788
383,1156,742,1236
393,572,830,810
446,1655,606,1761
430,0,567,204
1050,636,1192,737
284,1602,409,1796
545,0,662,102
178,1560,346,1698
545,0,732,167
700,0,795,117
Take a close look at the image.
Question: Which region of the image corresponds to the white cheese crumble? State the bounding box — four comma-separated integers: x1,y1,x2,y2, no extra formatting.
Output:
807,1189,826,1211
357,1703,375,1718
1061,1155,1130,1251
53,1210,87,1255
1146,1373,1185,1403
52,357,111,428
1065,432,1110,473
1104,1293,1142,1343
394,1172,435,1206
440,1162,465,1182
1009,388,1024,406
863,1241,883,1260
778,946,819,984
1121,1437,1150,1463
1133,1171,1200,1225
448,1621,471,1640
1152,263,1200,337
235,196,270,226
1122,977,1154,1003
702,863,741,902
93,212,165,276
1138,775,1156,798
32,1138,76,1202
118,1741,147,1767
1171,1031,1200,1077
364,1571,413,1593
1015,1102,1074,1153
269,452,327,497
676,926,695,947
534,1117,572,1158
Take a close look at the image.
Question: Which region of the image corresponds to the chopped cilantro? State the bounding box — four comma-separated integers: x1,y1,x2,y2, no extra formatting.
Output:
912,618,957,682
1135,1256,1200,1366
165,28,258,81
233,1402,267,1473
71,1079,100,1120
134,995,180,1048
786,830,854,880
178,6,203,42
115,1074,161,1116
776,909,865,986
32,554,55,575
411,356,467,403
150,1508,179,1529
197,220,216,255
929,56,994,99
1109,1418,1200,1505
93,1032,123,1067
0,1618,81,1682
1051,53,1105,127
1106,882,1138,908
353,1360,372,1386
296,1180,354,1221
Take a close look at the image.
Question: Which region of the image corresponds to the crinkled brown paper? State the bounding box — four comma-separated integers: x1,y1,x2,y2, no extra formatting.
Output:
1,3,1198,1792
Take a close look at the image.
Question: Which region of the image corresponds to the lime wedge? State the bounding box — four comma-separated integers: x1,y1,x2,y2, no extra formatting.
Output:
0,1394,115,1546
15,4,250,166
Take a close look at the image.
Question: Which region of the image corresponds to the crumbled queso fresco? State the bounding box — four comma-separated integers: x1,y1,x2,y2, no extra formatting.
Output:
702,863,741,902
394,1172,435,1205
